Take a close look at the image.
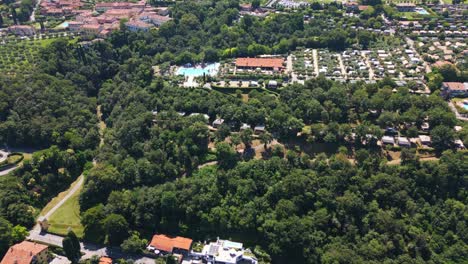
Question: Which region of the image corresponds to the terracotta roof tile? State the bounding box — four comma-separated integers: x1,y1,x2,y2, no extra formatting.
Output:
1,241,48,264
149,234,192,252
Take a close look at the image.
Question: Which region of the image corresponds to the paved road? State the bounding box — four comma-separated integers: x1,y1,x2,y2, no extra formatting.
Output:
449,101,468,121
30,0,42,22
286,54,299,83
405,37,431,74
312,49,319,76
0,164,19,176
40,175,84,222
28,231,155,263
0,150,8,163
362,52,374,80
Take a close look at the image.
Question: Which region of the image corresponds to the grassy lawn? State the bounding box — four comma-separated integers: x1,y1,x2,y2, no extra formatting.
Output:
46,176,84,238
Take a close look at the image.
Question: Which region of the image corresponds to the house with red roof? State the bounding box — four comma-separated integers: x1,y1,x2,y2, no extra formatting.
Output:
441,82,468,98
147,234,193,256
1,241,49,264
235,57,285,72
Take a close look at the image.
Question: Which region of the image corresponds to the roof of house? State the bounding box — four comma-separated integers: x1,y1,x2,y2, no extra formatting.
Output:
1,241,48,264
396,3,416,7
443,82,465,91
236,57,284,69
99,256,112,264
149,234,193,252
358,5,369,11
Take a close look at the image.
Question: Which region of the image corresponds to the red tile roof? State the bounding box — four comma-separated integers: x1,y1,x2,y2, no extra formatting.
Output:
149,234,193,252
1,241,48,264
236,57,284,69
99,256,112,264
443,82,465,91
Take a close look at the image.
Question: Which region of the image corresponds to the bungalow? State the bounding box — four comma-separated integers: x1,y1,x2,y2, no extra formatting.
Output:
441,82,468,98
240,123,251,131
1,241,49,264
235,57,285,72
398,137,411,147
381,136,395,145
419,135,431,146
147,234,192,256
254,125,266,134
267,80,278,89
212,118,225,128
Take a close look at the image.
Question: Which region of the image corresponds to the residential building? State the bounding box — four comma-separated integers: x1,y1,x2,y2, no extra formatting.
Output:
398,137,411,147
126,20,152,32
201,239,257,264
396,3,416,12
8,25,35,36
141,14,172,27
212,118,225,128
1,241,49,264
381,136,395,145
267,80,278,89
235,57,285,72
441,82,468,98
419,135,431,146
82,23,102,35
147,234,193,255
254,125,266,134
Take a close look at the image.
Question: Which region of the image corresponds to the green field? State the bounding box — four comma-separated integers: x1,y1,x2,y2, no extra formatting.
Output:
47,177,84,238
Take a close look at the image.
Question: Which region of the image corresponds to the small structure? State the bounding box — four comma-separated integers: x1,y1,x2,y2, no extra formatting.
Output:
38,216,50,232
254,125,266,134
1,241,49,264
419,135,431,146
454,139,465,149
398,137,411,147
267,80,278,89
212,118,225,128
240,123,251,131
421,122,430,131
381,136,395,145
147,234,193,256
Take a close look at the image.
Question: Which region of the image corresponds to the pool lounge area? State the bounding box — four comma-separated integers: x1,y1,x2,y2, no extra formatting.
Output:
176,63,220,77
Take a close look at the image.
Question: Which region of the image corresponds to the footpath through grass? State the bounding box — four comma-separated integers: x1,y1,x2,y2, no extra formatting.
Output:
44,175,84,237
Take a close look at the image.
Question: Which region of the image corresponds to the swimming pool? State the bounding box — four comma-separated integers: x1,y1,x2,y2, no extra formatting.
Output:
56,21,69,29
176,63,220,77
463,103,468,110
415,8,429,15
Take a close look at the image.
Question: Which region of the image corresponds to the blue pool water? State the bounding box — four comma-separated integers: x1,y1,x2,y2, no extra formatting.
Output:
176,63,220,77
415,8,429,15
463,104,468,110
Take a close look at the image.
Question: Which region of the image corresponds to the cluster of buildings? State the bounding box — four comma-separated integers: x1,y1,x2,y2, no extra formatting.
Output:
65,1,171,37
40,0,86,17
147,234,258,264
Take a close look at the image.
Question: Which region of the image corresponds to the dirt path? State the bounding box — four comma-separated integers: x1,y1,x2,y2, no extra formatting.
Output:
337,54,347,78
362,52,374,80
97,105,106,147
33,105,105,231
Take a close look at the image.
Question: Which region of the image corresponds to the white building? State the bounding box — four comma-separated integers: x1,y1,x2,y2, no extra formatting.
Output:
201,239,257,264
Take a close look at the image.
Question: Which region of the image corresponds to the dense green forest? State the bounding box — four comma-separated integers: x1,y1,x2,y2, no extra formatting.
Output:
0,0,467,262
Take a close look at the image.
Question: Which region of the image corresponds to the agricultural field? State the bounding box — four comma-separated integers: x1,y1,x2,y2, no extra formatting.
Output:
0,33,77,74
